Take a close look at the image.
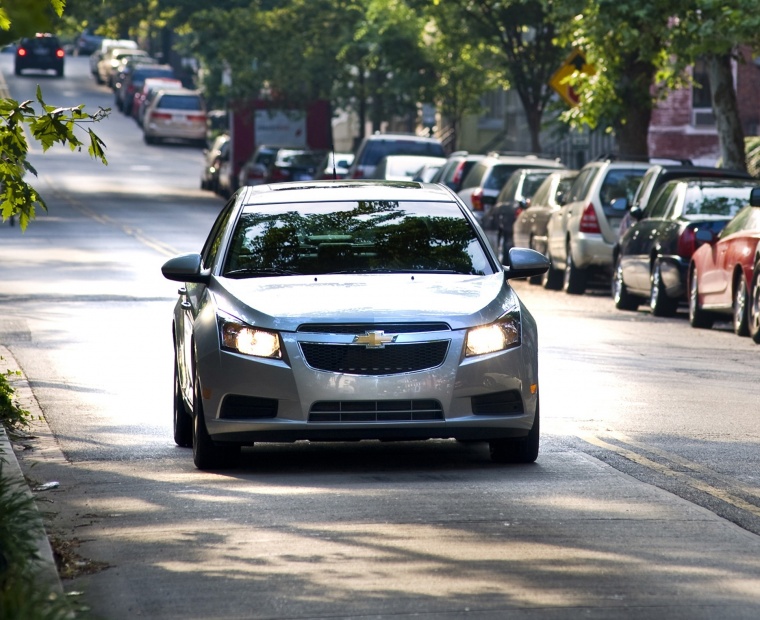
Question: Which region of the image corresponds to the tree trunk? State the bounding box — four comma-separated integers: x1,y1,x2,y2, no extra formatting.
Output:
708,53,747,172
614,58,655,159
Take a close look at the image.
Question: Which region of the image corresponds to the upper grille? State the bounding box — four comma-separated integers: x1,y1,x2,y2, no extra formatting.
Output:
300,341,449,375
297,323,450,334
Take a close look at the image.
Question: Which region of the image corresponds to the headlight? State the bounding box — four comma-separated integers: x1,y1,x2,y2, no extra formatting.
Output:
218,313,282,359
465,314,520,357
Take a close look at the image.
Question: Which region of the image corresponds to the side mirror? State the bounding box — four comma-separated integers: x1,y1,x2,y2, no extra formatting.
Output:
161,253,210,284
504,247,550,280
629,206,645,221
610,197,628,211
750,187,760,207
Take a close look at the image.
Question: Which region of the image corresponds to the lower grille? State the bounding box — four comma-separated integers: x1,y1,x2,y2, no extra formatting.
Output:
220,395,278,419
300,341,449,375
309,400,444,422
471,390,524,416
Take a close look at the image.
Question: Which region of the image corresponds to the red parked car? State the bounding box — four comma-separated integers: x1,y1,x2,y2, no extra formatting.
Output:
688,186,760,342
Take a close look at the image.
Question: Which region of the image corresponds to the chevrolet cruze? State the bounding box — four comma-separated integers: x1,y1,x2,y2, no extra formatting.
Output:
162,180,549,469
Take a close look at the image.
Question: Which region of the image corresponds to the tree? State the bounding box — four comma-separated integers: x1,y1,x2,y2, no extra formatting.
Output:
425,0,568,153
0,1,108,230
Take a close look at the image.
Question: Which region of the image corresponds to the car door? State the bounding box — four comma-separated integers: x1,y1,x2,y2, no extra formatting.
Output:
548,166,596,266
702,207,754,303
622,183,680,292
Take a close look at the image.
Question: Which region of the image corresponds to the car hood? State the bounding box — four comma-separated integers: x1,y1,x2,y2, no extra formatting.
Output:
211,273,518,331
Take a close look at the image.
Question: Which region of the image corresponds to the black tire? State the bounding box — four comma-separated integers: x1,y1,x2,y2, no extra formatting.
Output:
56,67,64,78
192,376,240,470
733,272,750,337
749,261,760,344
14,65,21,76
490,397,540,464
649,259,678,317
688,265,714,329
542,247,563,290
144,133,157,145
612,255,638,311
173,356,192,448
563,244,587,295
527,237,543,285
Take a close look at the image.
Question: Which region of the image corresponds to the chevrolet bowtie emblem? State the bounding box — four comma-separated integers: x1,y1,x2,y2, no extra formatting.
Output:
353,331,397,348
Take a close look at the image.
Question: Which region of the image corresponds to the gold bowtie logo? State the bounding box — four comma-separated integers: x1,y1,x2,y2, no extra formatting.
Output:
353,331,397,348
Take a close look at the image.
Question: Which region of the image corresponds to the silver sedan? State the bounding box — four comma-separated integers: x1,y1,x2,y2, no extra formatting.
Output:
162,181,549,469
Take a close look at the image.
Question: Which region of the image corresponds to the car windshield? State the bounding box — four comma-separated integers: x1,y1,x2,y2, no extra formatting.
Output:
223,200,493,277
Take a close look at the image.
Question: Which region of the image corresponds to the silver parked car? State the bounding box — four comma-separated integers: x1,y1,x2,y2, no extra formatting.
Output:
162,181,549,470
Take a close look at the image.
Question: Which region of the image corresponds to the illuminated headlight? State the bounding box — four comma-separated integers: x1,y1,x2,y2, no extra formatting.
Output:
465,315,520,357
218,314,281,359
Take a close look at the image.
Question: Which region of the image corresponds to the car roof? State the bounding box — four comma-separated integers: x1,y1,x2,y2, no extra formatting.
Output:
241,180,457,205
361,133,442,143
647,164,752,179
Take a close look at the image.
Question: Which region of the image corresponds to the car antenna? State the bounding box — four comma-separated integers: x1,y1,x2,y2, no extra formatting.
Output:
331,140,337,180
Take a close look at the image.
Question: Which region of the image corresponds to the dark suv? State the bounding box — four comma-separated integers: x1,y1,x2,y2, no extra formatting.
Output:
15,34,65,77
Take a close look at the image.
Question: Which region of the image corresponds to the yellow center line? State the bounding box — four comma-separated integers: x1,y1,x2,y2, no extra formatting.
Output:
578,431,760,518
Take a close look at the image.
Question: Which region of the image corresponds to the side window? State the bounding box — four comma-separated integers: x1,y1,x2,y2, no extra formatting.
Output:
599,169,645,207
567,167,597,202
529,180,550,207
631,169,657,207
646,184,677,218
720,207,752,237
460,162,486,190
201,199,237,270
497,173,519,202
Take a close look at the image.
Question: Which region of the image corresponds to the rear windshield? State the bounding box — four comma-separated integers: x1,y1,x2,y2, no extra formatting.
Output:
157,94,203,110
361,140,445,166
223,200,493,277
134,68,175,83
682,185,754,219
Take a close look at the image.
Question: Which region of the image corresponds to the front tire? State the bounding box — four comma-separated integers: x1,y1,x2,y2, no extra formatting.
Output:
733,273,750,336
748,261,760,344
490,398,540,464
192,377,240,470
650,259,678,317
688,266,714,329
563,244,587,295
613,255,638,311
173,356,192,448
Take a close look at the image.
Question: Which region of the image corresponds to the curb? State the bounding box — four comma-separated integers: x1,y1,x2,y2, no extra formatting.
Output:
0,345,63,594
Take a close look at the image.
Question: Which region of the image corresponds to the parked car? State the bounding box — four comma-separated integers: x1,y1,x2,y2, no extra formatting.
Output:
73,30,103,56
688,186,760,341
316,152,355,180
14,34,65,77
160,180,549,469
412,160,446,183
457,152,564,226
482,167,567,262
429,152,486,193
143,89,207,146
347,133,445,179
373,155,447,181
117,63,176,115
612,177,759,316
617,163,753,238
97,47,151,87
90,38,137,79
200,134,230,193
513,169,579,284
133,77,184,125
236,145,292,191
544,158,651,294
262,149,327,184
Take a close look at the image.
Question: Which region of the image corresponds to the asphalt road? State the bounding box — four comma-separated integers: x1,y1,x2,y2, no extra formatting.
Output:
1,54,760,619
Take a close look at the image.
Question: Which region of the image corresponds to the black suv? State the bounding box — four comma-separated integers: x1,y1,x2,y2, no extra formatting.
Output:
15,34,65,77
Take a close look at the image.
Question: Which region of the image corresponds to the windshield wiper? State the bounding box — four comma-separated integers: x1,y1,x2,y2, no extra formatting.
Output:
224,267,302,279
327,268,470,275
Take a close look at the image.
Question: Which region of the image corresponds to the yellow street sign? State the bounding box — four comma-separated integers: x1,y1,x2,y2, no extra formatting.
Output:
549,49,595,107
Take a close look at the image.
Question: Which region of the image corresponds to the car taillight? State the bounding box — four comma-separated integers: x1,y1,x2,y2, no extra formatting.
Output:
351,169,364,179
56,49,65,58
579,202,601,233
17,48,27,57
452,163,465,186
514,206,524,221
472,188,484,212
151,112,173,120
270,168,291,182
187,114,206,123
677,226,697,259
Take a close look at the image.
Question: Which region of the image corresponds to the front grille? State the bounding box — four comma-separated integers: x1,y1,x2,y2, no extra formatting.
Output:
297,323,450,334
300,341,449,375
471,390,524,416
219,395,278,419
309,400,444,422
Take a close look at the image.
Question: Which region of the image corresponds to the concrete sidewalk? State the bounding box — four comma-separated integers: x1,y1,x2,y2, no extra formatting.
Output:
0,345,62,593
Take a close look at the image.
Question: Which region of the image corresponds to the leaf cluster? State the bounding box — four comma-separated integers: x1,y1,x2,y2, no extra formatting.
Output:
0,87,108,230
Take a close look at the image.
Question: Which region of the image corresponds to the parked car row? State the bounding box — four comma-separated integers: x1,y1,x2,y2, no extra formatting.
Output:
86,39,207,148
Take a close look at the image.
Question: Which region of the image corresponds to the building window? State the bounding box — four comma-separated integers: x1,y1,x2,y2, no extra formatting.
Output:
478,90,505,130
692,58,716,127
